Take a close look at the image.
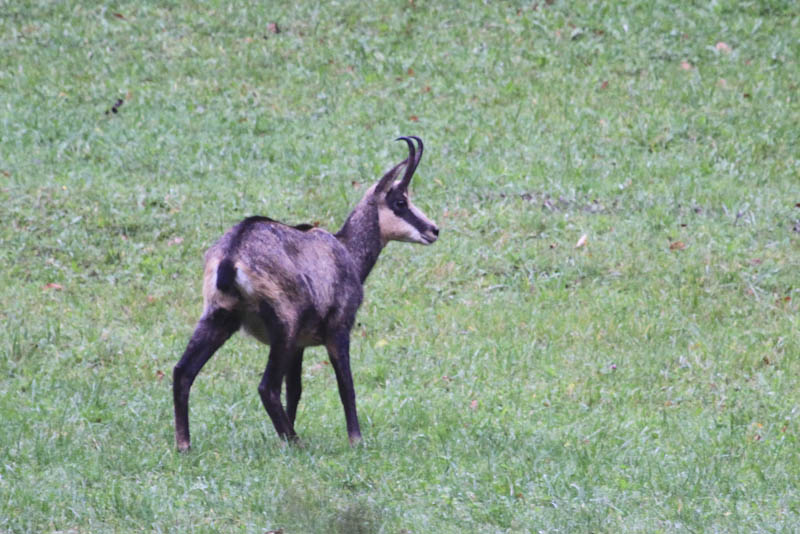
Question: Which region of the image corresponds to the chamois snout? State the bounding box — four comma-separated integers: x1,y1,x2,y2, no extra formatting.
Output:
420,219,439,245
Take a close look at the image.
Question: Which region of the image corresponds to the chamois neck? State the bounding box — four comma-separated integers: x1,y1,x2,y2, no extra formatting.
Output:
335,196,384,283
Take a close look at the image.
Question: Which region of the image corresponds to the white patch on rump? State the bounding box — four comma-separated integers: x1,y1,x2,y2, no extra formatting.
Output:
235,266,255,296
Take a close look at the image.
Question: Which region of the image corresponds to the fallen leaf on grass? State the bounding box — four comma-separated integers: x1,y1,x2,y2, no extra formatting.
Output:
599,80,609,90
575,234,588,248
146,295,156,303
44,283,63,291
469,400,478,410
113,12,126,19
168,236,184,246
715,41,732,54
680,60,692,70
156,370,165,380
409,115,419,122
308,361,329,373
669,241,686,250
267,22,280,34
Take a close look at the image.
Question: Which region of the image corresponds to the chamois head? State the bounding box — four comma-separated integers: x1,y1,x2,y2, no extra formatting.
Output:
373,136,439,246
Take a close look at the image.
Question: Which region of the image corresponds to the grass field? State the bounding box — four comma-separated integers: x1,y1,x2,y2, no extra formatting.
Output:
2,1,799,532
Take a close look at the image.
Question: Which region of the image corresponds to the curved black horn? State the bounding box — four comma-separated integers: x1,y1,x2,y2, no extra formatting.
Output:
396,136,417,188
409,135,424,170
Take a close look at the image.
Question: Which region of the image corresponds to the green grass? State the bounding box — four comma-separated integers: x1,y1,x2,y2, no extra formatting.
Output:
2,0,799,532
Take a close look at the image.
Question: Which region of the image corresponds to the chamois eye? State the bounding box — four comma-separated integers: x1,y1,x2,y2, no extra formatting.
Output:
395,199,407,210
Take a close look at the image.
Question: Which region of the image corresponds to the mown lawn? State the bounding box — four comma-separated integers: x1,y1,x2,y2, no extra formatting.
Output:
1,1,799,532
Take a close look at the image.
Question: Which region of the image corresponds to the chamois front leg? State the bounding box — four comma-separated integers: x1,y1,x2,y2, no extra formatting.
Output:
285,349,304,426
173,308,240,451
326,330,362,445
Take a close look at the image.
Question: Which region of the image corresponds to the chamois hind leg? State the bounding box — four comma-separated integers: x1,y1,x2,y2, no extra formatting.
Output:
326,329,362,445
256,300,298,442
173,307,240,451
285,348,304,426
258,344,298,442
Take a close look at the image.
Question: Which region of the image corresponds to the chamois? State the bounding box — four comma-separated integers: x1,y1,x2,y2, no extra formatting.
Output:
173,136,439,449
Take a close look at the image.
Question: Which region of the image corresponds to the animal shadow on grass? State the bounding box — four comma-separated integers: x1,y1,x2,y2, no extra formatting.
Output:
280,486,382,534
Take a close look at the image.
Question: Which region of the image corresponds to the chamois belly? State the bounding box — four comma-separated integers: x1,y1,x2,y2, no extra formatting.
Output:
239,306,326,348
240,311,273,345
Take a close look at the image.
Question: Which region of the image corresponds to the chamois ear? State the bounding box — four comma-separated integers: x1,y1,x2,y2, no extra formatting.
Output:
375,137,417,193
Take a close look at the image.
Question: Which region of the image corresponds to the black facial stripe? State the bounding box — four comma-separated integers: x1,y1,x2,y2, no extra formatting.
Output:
386,187,404,203
394,204,429,233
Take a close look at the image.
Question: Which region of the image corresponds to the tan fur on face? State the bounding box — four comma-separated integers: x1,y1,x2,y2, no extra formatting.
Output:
378,203,423,245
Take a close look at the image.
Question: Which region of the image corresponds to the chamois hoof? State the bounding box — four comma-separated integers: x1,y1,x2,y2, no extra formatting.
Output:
348,433,363,447
285,434,306,449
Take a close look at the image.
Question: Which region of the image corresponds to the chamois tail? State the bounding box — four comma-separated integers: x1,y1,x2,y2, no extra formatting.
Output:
216,258,237,293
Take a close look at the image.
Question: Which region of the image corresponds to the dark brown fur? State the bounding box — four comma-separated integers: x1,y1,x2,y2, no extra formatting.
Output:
172,136,439,449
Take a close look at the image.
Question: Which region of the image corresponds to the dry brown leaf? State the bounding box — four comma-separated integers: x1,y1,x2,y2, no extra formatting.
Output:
168,236,184,246
680,60,692,70
669,241,686,250
575,234,588,248
409,115,419,122
469,400,478,410
156,370,165,380
267,22,280,34
44,283,63,291
308,361,329,373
